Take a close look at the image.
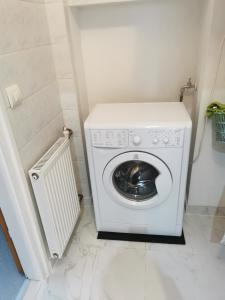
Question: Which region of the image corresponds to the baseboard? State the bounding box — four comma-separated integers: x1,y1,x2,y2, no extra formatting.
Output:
21,280,42,300
186,205,225,216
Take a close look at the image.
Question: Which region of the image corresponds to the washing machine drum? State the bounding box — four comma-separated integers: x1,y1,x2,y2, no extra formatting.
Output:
113,160,160,201
103,152,173,209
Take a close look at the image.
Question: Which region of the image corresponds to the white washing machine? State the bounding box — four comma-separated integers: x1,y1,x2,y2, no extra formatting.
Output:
85,102,192,237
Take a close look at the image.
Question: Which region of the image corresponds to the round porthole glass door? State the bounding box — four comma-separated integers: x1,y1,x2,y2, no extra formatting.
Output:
103,152,173,209
113,160,160,202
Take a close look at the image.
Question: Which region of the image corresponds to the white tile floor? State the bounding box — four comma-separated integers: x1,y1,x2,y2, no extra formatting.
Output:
36,205,225,300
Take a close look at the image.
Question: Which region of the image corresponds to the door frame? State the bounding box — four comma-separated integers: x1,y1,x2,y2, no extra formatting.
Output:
0,209,24,273
0,91,51,280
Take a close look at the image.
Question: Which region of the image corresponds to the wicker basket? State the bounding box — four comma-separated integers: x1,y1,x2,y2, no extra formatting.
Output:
214,112,225,143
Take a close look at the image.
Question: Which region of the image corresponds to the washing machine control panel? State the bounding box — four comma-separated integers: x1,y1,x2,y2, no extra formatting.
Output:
91,130,128,148
129,128,185,148
91,128,184,148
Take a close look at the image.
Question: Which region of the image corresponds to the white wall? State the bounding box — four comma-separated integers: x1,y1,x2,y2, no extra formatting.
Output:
0,0,90,201
0,0,64,173
76,0,204,110
189,0,225,208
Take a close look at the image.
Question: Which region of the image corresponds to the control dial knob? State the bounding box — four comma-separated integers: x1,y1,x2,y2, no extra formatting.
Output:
133,135,142,146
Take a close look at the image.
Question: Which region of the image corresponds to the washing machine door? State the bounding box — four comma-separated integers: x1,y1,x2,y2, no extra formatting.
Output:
103,151,173,209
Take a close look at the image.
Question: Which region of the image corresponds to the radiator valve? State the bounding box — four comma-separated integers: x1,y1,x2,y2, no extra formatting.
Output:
32,173,39,180
63,127,73,139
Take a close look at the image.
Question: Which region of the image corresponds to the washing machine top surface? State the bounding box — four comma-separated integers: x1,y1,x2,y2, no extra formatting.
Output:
85,102,191,129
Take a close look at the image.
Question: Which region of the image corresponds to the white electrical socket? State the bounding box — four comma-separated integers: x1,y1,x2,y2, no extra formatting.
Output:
5,84,23,109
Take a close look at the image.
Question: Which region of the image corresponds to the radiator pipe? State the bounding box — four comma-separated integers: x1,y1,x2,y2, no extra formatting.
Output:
78,194,83,203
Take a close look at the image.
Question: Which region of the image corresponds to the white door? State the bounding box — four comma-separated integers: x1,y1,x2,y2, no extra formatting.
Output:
103,151,173,209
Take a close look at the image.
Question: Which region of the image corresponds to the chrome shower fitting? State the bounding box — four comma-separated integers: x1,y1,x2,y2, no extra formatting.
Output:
179,78,197,102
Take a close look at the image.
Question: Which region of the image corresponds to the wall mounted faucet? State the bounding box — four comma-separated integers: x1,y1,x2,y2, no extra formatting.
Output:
179,78,197,102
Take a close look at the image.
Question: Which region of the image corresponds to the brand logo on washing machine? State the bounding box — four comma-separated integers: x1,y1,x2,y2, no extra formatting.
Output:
133,154,139,160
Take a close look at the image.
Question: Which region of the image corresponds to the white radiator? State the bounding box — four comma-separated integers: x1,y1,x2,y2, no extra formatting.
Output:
29,137,80,259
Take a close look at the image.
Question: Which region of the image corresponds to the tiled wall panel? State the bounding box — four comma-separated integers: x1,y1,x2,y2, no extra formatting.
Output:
0,0,90,201
0,0,63,174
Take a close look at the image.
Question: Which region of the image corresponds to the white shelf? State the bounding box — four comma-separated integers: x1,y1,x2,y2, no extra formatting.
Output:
67,0,138,7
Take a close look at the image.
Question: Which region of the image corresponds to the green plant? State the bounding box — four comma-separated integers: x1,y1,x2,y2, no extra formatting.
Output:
206,101,225,117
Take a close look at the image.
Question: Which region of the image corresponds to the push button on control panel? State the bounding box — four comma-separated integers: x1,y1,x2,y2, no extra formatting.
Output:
163,137,169,144
152,137,159,145
91,130,128,148
92,131,103,146
149,128,184,148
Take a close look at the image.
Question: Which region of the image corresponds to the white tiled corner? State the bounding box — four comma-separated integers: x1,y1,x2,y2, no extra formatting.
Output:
63,109,81,137
70,136,85,161
52,43,74,79
80,179,91,199
58,79,79,110
73,160,88,181
74,173,90,199
73,159,90,198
